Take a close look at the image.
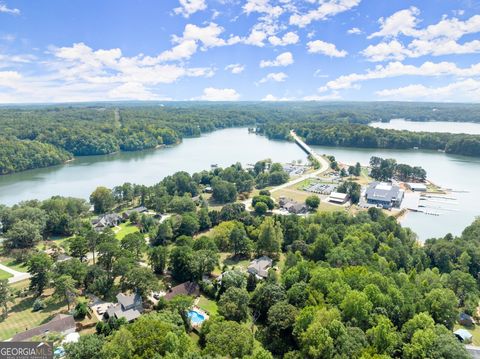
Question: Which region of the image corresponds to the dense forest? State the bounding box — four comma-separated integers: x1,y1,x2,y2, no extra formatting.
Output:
261,122,480,158
1,101,480,175
0,160,479,358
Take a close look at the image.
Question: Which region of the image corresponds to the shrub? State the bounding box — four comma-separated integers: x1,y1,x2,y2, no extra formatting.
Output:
32,298,46,312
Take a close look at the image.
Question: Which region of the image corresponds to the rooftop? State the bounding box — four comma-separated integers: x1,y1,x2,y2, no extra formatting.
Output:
164,281,200,301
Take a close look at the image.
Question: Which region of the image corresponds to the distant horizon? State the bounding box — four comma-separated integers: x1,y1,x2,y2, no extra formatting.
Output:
1,99,480,107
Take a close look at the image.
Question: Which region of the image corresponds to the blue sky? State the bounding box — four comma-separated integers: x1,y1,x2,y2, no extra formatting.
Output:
0,0,479,103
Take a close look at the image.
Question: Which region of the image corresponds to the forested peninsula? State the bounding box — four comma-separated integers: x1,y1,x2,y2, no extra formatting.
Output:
1,102,480,175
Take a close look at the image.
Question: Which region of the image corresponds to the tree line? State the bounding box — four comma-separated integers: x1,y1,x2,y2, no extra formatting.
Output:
1,160,478,357
1,101,480,174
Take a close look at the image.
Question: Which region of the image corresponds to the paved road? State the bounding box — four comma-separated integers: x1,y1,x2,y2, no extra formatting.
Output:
243,131,330,210
0,263,31,284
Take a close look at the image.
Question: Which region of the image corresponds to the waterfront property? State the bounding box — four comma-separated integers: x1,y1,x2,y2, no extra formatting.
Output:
247,256,273,279
122,206,148,220
92,213,123,232
406,182,427,192
365,182,404,209
104,293,143,322
11,314,76,341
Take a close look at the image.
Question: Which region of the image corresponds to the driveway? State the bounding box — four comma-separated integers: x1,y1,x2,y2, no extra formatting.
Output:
0,263,31,284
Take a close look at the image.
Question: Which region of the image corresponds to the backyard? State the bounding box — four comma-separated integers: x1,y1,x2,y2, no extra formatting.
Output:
114,221,140,240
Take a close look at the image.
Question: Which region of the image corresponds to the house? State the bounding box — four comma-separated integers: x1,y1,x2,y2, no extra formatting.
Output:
459,312,475,326
92,213,123,232
164,282,200,301
279,197,308,214
247,256,273,279
454,328,473,343
105,293,143,322
406,182,427,192
365,182,404,209
12,314,76,341
328,192,349,204
122,206,147,220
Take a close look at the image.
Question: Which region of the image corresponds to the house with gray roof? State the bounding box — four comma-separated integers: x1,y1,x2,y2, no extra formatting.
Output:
12,314,76,341
122,206,148,220
365,182,404,209
92,213,123,231
248,256,273,279
105,293,143,322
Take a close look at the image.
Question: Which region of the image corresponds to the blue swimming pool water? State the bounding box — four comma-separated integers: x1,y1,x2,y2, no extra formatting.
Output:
188,310,205,324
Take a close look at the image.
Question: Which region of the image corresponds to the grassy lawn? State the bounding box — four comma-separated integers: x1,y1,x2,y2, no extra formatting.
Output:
454,324,480,346
316,201,346,213
0,291,68,341
0,258,28,272
0,269,13,280
197,295,218,316
273,188,311,203
115,221,140,240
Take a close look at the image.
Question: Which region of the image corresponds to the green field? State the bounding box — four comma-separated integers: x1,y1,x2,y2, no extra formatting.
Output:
115,221,140,240
0,269,13,280
0,294,67,341
197,295,218,316
0,259,28,273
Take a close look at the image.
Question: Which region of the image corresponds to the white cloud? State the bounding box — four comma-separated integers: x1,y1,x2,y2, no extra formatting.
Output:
307,40,347,57
347,27,361,35
260,52,294,67
376,79,480,102
368,7,420,39
108,82,167,100
268,32,299,46
318,60,480,92
361,40,406,61
0,2,20,15
225,64,245,74
0,71,22,88
244,0,284,18
365,11,480,61
180,22,240,48
174,0,207,17
259,72,288,83
289,0,361,27
303,92,341,101
243,29,268,47
0,42,219,103
196,87,240,101
158,22,240,61
158,39,198,61
261,94,294,101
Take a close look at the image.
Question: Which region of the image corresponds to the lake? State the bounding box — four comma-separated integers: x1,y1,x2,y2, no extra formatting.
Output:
1,127,479,241
370,118,480,135
0,128,306,206
310,145,480,241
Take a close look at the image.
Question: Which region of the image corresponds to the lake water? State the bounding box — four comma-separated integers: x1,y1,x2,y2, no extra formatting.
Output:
311,145,480,241
0,127,479,241
0,128,306,206
370,118,480,135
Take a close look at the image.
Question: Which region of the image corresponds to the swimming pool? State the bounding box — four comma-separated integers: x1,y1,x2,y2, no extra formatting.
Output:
188,309,206,325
